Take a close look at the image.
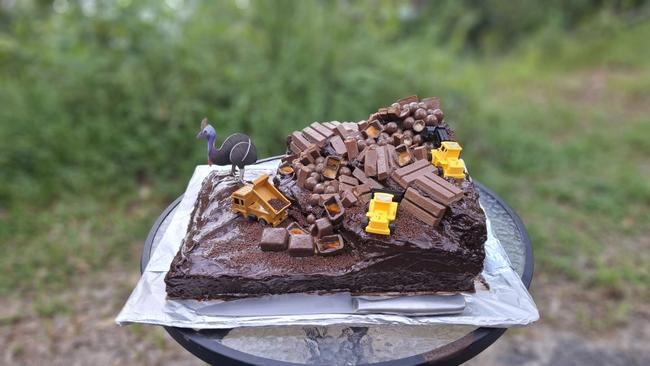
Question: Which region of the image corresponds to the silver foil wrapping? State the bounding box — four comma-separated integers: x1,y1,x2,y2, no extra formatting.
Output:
116,162,539,329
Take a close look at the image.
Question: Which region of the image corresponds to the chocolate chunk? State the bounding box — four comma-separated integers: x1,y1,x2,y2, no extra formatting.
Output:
330,135,348,156
344,138,359,159
364,147,378,177
291,132,311,150
259,228,289,251
352,168,382,189
302,126,327,145
316,234,345,256
412,146,428,160
322,195,345,224
310,217,334,238
376,146,389,181
288,234,314,257
338,175,359,186
340,190,358,207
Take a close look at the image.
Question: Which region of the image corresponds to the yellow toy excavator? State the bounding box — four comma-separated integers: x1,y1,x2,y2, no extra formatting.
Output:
365,192,399,236
431,141,466,180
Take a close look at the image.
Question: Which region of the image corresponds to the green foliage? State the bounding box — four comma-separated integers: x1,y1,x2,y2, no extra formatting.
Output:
0,0,648,306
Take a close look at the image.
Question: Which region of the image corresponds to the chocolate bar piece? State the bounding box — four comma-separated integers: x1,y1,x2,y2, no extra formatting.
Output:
398,165,437,188
302,126,327,145
340,190,358,207
344,138,359,159
413,176,459,205
395,144,413,167
362,121,383,139
397,95,418,105
357,120,369,131
342,122,359,131
297,165,311,188
423,173,464,197
311,122,334,137
310,218,334,238
330,135,348,156
352,168,383,189
322,122,337,130
399,199,440,227
364,147,378,177
376,146,389,181
338,182,355,192
421,97,440,109
412,146,428,160
353,183,371,197
318,193,338,206
338,174,359,186
291,131,311,151
404,187,446,217
316,234,345,256
259,228,289,251
335,124,351,139
288,234,314,257
289,141,304,155
390,159,431,187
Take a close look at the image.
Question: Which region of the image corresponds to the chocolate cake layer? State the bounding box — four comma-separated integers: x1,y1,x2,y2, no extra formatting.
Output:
165,170,486,300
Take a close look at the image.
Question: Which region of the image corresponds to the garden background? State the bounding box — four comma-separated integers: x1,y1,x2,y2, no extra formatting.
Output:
1,1,649,364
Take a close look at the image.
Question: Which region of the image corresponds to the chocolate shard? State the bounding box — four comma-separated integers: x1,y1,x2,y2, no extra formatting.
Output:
288,234,314,257
259,228,289,251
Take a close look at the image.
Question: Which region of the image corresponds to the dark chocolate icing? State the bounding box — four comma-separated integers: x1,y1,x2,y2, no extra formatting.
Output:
165,170,486,300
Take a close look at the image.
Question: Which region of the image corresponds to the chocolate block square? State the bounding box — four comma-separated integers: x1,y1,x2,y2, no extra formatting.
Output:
259,228,289,252
288,234,314,257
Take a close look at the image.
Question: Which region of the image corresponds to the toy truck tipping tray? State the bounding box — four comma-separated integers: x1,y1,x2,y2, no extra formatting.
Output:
231,174,291,226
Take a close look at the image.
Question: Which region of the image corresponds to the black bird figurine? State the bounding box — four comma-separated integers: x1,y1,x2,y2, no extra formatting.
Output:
196,118,257,180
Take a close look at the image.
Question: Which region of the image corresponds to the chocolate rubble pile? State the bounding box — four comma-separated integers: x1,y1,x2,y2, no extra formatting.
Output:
165,96,487,299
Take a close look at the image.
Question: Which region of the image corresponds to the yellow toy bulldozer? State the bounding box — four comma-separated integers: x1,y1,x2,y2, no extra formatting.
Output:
365,192,398,236
431,141,466,180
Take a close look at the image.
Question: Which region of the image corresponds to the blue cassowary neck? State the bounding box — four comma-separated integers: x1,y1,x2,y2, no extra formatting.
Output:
207,134,217,156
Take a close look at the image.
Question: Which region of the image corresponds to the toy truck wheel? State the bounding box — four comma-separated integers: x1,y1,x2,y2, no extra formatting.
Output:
389,223,396,232
247,215,256,222
258,217,268,225
362,217,369,227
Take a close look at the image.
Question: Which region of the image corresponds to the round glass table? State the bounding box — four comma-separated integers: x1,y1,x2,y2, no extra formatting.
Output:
141,159,533,366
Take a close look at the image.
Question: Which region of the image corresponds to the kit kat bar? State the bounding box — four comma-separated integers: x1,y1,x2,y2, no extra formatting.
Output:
352,168,382,189
291,131,311,151
399,199,440,226
345,138,359,160
376,146,389,181
422,173,464,198
302,126,327,145
413,176,457,205
412,146,428,160
364,147,378,177
404,187,446,217
311,122,334,137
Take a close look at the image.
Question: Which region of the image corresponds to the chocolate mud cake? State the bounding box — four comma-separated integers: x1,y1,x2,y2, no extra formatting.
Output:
166,96,487,300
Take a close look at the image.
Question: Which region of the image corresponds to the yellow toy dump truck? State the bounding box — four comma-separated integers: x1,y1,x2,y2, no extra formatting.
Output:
431,141,467,180
365,192,399,236
231,174,291,226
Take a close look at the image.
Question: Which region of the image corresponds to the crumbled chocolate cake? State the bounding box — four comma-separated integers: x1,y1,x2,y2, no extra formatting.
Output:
165,96,487,300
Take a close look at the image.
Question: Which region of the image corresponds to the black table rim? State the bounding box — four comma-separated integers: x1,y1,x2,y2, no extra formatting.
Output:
139,156,534,366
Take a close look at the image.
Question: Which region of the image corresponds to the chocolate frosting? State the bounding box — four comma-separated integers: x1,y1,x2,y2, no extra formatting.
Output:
165,170,486,300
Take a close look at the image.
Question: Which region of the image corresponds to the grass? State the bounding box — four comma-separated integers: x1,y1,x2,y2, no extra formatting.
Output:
1,5,648,332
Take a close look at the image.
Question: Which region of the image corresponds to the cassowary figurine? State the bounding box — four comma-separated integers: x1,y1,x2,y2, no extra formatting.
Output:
196,118,257,180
